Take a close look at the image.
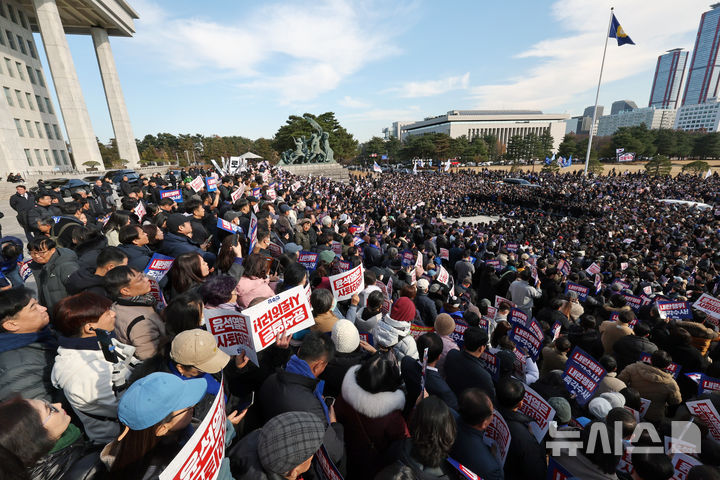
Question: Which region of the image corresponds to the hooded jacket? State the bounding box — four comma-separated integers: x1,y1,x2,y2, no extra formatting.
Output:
617,361,682,422
372,315,419,362
66,268,108,297
350,307,383,333
0,327,58,402
31,248,78,313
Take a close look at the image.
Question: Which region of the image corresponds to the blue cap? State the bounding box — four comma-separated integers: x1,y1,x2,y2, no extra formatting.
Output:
118,372,207,430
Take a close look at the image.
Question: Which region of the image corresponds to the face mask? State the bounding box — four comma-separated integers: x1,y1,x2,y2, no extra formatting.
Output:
331,298,337,311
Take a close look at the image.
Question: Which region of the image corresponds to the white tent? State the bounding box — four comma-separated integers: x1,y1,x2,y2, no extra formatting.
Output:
238,152,263,160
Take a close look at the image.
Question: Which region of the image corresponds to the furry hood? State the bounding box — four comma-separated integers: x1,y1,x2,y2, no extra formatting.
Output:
341,365,405,418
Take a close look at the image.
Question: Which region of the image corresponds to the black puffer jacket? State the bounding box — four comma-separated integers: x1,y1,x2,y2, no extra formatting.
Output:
29,439,104,480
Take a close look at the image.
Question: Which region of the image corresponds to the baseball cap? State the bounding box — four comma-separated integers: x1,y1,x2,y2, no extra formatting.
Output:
416,278,430,292
166,213,190,233
118,372,207,430
170,329,230,374
284,242,303,254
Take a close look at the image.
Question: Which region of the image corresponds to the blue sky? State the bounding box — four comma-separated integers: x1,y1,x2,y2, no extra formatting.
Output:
35,0,710,143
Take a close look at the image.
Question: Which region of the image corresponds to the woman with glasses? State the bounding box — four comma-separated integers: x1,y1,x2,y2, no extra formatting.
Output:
0,395,103,480
27,236,78,314
102,372,236,480
51,292,139,444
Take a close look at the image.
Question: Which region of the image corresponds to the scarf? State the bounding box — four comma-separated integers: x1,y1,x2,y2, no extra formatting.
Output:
0,326,56,354
49,423,82,454
285,354,330,423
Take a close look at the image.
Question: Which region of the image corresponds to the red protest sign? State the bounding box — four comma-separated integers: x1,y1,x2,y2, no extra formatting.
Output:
159,387,226,480
439,248,449,260
204,307,259,367
243,286,315,350
686,399,720,441
329,264,365,301
518,384,555,443
693,293,720,326
483,410,511,466
189,175,205,192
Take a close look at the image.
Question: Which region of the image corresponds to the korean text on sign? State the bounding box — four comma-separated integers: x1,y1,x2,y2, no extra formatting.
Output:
329,264,365,301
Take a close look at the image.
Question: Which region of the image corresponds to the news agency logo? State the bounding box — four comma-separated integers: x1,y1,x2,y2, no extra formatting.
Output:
547,421,702,456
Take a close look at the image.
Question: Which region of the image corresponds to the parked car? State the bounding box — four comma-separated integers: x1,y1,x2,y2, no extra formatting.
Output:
82,175,103,183
30,178,92,198
103,169,139,184
502,177,541,187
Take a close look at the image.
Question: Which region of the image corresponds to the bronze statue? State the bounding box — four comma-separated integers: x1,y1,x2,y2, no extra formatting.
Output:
281,116,334,164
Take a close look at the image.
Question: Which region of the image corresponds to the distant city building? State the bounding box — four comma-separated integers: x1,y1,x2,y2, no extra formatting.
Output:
597,107,677,136
382,121,412,141
565,106,602,135
682,4,720,106
649,49,688,109
610,100,638,115
674,101,720,131
400,110,569,152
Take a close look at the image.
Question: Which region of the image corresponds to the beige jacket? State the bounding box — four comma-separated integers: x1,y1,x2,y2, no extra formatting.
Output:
617,361,681,422
112,301,167,360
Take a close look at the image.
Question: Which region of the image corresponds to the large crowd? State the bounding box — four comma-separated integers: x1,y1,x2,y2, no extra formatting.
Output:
1,162,719,480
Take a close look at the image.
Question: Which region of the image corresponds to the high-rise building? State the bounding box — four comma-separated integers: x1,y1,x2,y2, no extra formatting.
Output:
597,107,677,136
649,49,688,109
682,4,720,106
610,100,637,115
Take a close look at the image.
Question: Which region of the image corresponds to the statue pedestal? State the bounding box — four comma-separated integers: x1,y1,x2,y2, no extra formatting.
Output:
278,163,350,183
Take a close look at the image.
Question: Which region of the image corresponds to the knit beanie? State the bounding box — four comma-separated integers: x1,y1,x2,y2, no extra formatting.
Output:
548,397,571,424
588,397,612,420
391,297,416,323
332,319,360,353
600,392,625,409
434,313,455,336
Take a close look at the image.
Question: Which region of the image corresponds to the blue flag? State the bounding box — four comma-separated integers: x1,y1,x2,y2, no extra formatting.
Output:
544,156,551,165
609,13,634,46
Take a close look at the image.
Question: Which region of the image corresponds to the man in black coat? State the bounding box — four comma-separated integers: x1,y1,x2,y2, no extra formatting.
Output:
258,333,345,471
612,321,658,372
362,236,383,269
497,378,547,480
401,332,458,415
445,326,496,404
9,185,35,240
26,192,61,237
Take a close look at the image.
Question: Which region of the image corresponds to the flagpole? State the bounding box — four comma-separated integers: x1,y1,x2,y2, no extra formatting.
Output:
584,7,615,176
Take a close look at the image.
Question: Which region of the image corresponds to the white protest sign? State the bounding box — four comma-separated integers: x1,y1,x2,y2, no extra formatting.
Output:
133,201,146,221
159,387,226,480
189,175,205,193
518,384,555,443
329,264,365,301
693,293,720,326
437,265,450,285
230,187,243,203
670,453,702,480
686,399,720,441
585,262,601,276
243,286,314,351
483,410,511,466
494,295,515,309
204,307,259,367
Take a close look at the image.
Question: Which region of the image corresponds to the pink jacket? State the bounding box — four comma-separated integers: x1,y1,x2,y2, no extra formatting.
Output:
235,276,275,309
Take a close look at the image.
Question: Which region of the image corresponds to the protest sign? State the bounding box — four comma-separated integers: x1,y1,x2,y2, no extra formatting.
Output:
267,242,283,257
686,399,720,441
446,458,481,480
616,449,634,476
564,282,589,301
329,264,364,301
298,251,319,270
143,253,174,282
478,350,499,381
159,387,226,480
230,187,243,203
266,188,276,200
639,398,651,419
622,294,643,312
189,175,205,192
483,410,511,466
336,260,351,272
506,242,518,252
160,189,183,202
693,293,720,325
204,307,259,366
557,259,570,275
313,445,343,480
546,457,573,480
508,308,529,328
437,265,450,285
670,453,703,480
409,324,434,339
448,319,468,348
639,353,681,378
401,250,414,267
133,202,146,221
358,333,374,345
585,262,601,275
415,251,423,271
614,280,631,290
486,259,502,271
439,248,449,260
216,218,241,234
657,301,692,320
551,321,562,341
148,278,167,309
594,273,603,293
248,213,258,253
509,322,542,361
205,177,217,192
494,295,515,309
518,384,555,443
18,259,32,281
698,374,720,394
562,347,606,405
331,241,342,255
665,435,700,456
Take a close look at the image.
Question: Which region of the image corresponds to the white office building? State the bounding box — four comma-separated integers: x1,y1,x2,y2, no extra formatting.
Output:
400,110,569,153
674,100,720,131
596,107,677,136
0,0,140,175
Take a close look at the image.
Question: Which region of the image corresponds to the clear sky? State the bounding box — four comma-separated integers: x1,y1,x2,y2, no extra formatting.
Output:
36,0,710,143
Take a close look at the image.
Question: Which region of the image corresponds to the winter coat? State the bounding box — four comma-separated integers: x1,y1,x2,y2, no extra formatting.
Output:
258,367,345,466
612,335,658,372
234,276,275,309
75,235,108,270
351,307,382,333
118,243,153,272
362,243,382,269
66,268,108,297
444,349,496,404
160,232,216,266
52,336,136,444
105,229,120,247
499,407,547,480
312,310,339,334
294,227,312,251
415,293,438,327
508,279,542,317
450,421,504,480
372,315,419,362
595,372,627,396
401,357,458,414
676,320,720,356
554,451,617,480
377,438,454,480
50,216,83,248
27,204,61,233
31,248,78,313
9,191,35,222
599,320,634,355
320,349,368,398
617,361,682,422
568,326,604,360
111,298,167,361
29,434,104,480
0,327,58,402
335,365,408,479
540,345,569,377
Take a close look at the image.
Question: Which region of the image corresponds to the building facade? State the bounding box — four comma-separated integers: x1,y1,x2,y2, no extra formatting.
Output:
682,4,720,106
649,49,688,109
596,107,677,136
610,100,638,115
0,0,140,175
674,101,720,131
382,121,412,142
401,110,569,153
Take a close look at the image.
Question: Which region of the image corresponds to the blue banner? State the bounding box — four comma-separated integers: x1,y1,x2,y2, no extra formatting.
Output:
562,347,606,405
205,176,217,192
160,189,183,203
564,282,590,301
143,253,175,282
298,251,319,271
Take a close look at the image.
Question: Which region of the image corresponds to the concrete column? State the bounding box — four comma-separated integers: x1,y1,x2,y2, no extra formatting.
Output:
32,0,104,171
91,27,140,169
